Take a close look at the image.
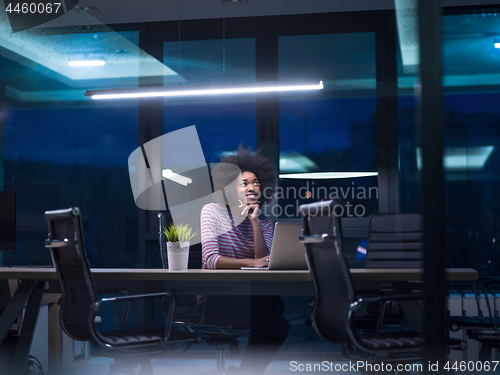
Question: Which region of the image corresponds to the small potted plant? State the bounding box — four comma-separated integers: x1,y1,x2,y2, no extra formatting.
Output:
162,223,198,270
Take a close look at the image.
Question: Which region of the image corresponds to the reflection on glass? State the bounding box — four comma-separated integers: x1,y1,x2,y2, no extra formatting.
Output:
162,38,256,165
163,38,255,85
0,30,173,102
278,33,378,218
399,9,500,275
1,29,141,267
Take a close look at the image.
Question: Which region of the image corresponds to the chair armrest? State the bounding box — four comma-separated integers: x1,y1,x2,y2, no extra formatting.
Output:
482,278,500,289
354,291,384,299
45,239,78,247
299,234,334,243
475,278,500,329
357,294,421,304
97,289,130,330
349,294,420,333
90,292,175,347
478,276,500,281
96,292,174,305
97,289,130,296
346,294,424,355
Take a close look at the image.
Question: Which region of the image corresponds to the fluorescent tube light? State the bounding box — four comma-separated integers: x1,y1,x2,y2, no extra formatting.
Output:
495,43,500,49
68,60,105,67
395,0,419,73
162,169,192,186
279,172,378,179
416,146,495,171
279,152,318,173
85,80,324,100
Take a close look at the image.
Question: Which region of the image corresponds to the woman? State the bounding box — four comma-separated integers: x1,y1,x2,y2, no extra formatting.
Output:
200,145,289,375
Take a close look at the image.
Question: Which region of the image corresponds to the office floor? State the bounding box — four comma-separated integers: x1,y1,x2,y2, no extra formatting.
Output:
60,337,353,375
64,338,479,375
59,334,495,375
59,298,360,375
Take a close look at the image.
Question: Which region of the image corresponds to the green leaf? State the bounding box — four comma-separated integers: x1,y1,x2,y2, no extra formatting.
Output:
162,223,198,243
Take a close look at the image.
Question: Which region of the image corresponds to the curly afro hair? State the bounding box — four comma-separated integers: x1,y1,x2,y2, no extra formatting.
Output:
211,145,277,205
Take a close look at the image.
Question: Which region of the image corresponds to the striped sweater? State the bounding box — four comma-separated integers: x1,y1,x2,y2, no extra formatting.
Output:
200,203,273,269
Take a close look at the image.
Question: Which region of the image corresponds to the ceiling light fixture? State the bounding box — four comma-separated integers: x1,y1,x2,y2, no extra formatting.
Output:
85,80,324,100
68,60,105,67
495,38,500,49
416,146,495,171
162,169,192,186
395,0,419,73
279,172,378,179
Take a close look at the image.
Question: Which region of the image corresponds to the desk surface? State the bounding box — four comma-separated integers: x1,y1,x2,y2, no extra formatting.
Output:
0,267,478,282
0,267,478,375
0,267,478,296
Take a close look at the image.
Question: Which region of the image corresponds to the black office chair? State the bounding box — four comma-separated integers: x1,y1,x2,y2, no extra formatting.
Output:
45,207,198,375
364,213,423,316
158,212,247,373
298,201,466,370
449,277,500,361
365,213,423,269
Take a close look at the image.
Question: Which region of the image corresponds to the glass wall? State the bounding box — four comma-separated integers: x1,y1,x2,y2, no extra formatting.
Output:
5,7,496,276
163,38,256,163
442,10,500,276
157,38,256,268
2,3,486,369
278,33,378,220
398,8,500,276
0,30,141,267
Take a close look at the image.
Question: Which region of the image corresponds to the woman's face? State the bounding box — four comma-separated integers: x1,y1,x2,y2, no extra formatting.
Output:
237,171,261,205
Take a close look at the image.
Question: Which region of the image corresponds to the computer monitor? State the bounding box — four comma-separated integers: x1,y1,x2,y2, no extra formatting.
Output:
0,191,16,251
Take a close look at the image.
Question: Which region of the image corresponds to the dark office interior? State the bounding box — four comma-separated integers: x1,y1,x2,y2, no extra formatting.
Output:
1,0,500,374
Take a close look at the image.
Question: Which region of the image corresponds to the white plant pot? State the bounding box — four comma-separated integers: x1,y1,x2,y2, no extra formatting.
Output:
166,241,190,271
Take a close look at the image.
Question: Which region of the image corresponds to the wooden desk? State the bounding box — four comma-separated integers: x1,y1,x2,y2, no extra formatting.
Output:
0,267,478,374
0,266,478,293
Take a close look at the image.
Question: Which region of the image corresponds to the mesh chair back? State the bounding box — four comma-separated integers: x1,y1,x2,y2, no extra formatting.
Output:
299,200,354,344
365,213,423,268
45,207,96,341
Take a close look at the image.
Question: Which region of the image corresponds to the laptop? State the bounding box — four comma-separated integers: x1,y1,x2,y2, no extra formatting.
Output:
242,222,308,270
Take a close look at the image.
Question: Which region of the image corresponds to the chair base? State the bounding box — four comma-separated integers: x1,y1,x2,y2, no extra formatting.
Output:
342,344,423,366
206,336,241,374
108,358,154,375
476,339,500,362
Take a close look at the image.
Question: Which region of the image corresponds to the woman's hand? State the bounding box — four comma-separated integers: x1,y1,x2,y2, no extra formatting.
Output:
238,200,260,222
238,198,269,260
251,255,270,268
215,255,270,268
